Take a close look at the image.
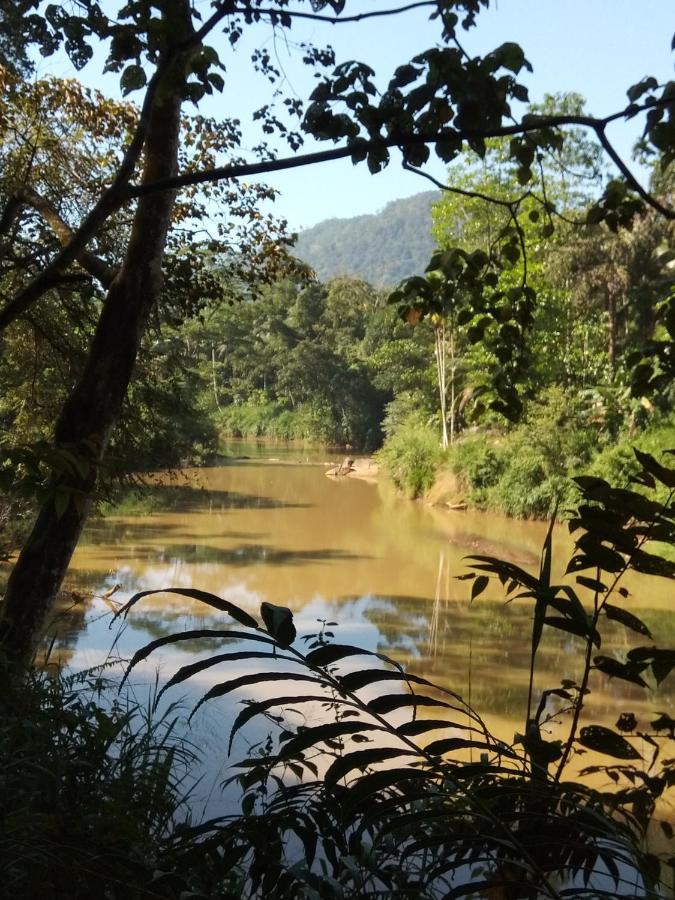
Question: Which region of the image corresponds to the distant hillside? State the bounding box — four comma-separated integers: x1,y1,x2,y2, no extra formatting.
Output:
293,190,439,286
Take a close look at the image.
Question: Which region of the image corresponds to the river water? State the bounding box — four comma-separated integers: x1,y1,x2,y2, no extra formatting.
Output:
49,443,675,817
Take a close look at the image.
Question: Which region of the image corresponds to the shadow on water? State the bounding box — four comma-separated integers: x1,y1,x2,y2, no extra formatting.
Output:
81,521,271,546
70,543,368,567
97,484,312,516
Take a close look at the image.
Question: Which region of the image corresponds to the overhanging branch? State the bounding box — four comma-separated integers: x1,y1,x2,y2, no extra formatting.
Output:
128,103,675,221
402,161,522,210
593,123,673,220
228,2,439,25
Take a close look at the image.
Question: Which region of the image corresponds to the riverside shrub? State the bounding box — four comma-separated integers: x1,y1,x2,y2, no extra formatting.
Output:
376,414,444,498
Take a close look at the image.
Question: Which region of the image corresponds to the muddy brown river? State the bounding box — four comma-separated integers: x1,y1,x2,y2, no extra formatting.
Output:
44,443,674,818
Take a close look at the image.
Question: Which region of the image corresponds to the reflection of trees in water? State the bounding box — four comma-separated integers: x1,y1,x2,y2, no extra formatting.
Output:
36,590,94,668
351,545,675,723
427,548,451,657
123,610,244,655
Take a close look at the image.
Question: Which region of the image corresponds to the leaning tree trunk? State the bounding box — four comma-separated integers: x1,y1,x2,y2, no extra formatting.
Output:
0,12,190,669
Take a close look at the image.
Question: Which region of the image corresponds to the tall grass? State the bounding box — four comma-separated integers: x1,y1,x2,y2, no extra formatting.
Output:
0,666,197,899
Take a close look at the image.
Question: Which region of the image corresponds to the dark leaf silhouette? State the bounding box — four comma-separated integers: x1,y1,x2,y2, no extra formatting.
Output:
604,604,652,638
260,602,296,647
325,747,412,788
116,587,259,629
578,725,641,760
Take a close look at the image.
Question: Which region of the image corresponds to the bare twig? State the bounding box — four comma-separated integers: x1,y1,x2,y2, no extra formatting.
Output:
228,2,439,26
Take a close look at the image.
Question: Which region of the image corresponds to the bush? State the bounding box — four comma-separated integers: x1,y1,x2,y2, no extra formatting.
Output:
586,413,675,505
216,401,357,446
447,388,605,518
493,447,576,518
447,434,506,505
376,414,444,498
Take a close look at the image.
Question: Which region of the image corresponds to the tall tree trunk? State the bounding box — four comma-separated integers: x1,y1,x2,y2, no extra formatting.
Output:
435,321,449,450
607,289,617,381
449,324,456,445
0,6,191,669
211,345,222,411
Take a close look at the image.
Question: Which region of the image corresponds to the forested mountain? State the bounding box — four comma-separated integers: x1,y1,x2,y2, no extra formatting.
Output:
293,191,439,286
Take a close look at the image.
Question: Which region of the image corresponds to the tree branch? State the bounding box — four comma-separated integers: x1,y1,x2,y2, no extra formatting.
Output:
128,103,675,221
17,187,117,288
593,122,674,220
0,61,166,334
402,161,522,210
229,2,438,26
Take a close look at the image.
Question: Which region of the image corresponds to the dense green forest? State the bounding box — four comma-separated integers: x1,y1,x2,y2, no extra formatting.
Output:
2,0,675,897
3,119,673,529
8,106,669,523
293,190,439,284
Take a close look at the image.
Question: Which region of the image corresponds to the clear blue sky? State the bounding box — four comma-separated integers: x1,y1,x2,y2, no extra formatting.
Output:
42,0,674,231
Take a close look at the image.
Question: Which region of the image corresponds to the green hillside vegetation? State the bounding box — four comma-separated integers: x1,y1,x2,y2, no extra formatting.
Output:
293,191,439,286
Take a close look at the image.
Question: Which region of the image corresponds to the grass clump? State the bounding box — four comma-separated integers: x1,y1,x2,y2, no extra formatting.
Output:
0,667,197,899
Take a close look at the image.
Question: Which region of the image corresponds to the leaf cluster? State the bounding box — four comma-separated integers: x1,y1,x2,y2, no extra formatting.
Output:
120,450,675,897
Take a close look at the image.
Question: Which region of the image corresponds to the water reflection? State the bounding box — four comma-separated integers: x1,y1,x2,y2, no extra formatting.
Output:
48,456,674,779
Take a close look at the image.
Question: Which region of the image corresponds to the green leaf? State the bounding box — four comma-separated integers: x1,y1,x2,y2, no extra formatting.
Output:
576,575,606,594
593,655,648,687
425,737,517,759
516,165,531,185
586,204,606,225
367,694,450,715
339,668,436,694
207,72,224,92
626,76,658,102
278,721,386,760
396,719,474,737
650,651,675,685
634,448,675,487
631,549,675,579
191,671,329,720
495,41,532,74
578,725,641,760
543,616,600,647
156,651,295,708
325,747,410,788
651,713,675,736
120,629,275,688
229,695,333,754
305,643,369,667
